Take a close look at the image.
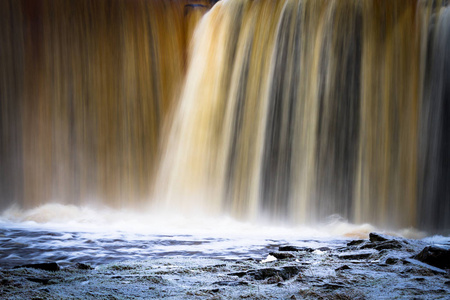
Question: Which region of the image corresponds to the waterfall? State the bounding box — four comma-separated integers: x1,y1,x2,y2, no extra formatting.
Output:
1,0,449,232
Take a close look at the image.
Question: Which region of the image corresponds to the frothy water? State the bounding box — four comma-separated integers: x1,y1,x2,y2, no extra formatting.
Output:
0,204,429,269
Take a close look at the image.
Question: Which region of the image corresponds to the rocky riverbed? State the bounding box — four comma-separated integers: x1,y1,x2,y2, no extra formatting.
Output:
1,233,449,299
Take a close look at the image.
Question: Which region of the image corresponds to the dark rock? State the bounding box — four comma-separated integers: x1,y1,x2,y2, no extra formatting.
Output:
323,283,346,289
279,246,313,252
414,277,426,282
335,265,351,271
444,281,450,286
347,240,365,247
247,266,301,281
385,257,399,265
76,263,93,270
338,251,373,260
369,233,392,243
228,271,246,278
214,280,248,286
14,262,60,272
361,240,403,251
269,252,295,259
266,275,283,284
26,278,51,284
316,247,331,251
414,246,450,269
402,258,446,274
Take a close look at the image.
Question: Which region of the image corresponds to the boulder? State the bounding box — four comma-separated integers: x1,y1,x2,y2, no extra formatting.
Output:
414,246,450,269
369,233,392,243
14,262,60,272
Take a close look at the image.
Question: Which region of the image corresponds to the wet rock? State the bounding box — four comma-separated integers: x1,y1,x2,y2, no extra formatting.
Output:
26,277,51,284
316,247,331,251
76,263,94,270
369,232,392,243
360,240,403,251
402,258,447,274
279,246,313,252
228,271,247,278
14,262,60,271
414,246,450,269
214,280,248,286
335,265,351,271
347,240,365,247
269,252,295,260
337,251,374,260
266,275,283,284
247,266,302,281
385,257,399,265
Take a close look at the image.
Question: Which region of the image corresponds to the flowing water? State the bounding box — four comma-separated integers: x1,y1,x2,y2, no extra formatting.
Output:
1,0,450,264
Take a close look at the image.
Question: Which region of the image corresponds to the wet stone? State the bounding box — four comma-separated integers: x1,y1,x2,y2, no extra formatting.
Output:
76,263,94,270
14,262,60,272
214,280,248,286
347,240,365,247
385,257,399,265
335,265,351,271
269,252,295,260
360,240,403,251
413,246,450,269
247,266,302,281
279,246,313,252
26,277,51,284
337,251,374,260
369,232,392,243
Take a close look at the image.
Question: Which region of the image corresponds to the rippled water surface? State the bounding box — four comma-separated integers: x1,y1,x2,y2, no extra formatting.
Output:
0,224,351,269
0,204,429,269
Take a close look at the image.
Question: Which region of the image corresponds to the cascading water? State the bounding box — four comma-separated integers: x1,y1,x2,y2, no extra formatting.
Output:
0,0,449,233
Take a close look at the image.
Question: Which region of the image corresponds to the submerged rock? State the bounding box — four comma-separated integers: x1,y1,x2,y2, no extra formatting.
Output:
214,280,248,286
414,246,450,269
278,246,314,252
337,251,374,260
237,266,302,281
26,277,52,284
269,252,295,260
76,263,94,270
335,265,351,271
14,262,60,272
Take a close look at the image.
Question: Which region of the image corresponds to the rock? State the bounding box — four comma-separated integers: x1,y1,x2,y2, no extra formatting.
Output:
76,263,94,270
26,277,51,284
14,262,60,272
269,252,295,260
360,240,403,251
266,275,283,284
347,240,365,247
403,258,447,274
337,251,374,260
414,246,450,269
316,247,331,251
279,246,313,252
228,271,246,278
335,265,351,271
247,266,302,281
385,257,399,265
369,233,392,243
214,280,248,286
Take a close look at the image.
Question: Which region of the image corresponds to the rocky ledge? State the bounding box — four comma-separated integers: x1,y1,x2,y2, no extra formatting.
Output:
0,232,449,299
